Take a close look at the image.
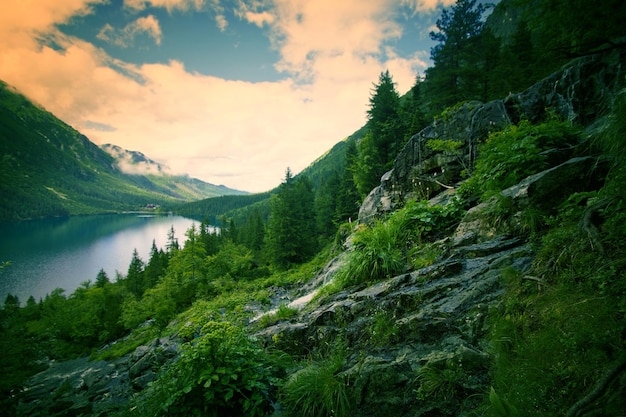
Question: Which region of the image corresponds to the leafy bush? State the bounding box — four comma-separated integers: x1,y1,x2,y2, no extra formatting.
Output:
462,119,580,199
131,321,283,417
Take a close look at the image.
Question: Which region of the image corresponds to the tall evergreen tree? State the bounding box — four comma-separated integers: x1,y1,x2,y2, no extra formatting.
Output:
425,0,487,113
367,70,403,169
403,74,428,141
265,169,317,268
125,249,145,297
166,226,179,254
199,219,221,256
315,170,341,239
354,131,384,197
95,268,110,288
335,139,362,223
144,241,168,289
240,208,265,252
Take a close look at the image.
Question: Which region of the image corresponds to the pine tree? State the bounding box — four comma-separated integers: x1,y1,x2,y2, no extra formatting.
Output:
166,226,179,254
335,139,361,223
367,70,403,168
240,208,265,252
425,0,486,112
95,268,110,288
125,249,145,297
315,170,340,239
265,169,317,268
144,241,167,289
403,74,428,141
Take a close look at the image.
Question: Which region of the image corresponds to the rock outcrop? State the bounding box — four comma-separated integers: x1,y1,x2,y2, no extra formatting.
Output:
359,50,624,224
16,337,179,417
258,232,532,416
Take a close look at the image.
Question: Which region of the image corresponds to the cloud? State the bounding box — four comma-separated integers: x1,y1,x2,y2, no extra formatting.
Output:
0,0,435,193
401,0,457,14
0,0,106,49
215,14,228,31
236,0,423,85
124,0,206,13
97,15,163,47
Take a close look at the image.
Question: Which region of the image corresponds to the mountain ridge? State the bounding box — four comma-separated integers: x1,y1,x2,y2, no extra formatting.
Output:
0,81,247,222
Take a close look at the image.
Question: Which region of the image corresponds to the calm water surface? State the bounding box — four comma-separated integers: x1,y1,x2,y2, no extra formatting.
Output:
0,214,197,303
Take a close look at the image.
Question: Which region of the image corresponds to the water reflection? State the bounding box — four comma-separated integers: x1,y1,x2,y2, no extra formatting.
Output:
0,214,197,303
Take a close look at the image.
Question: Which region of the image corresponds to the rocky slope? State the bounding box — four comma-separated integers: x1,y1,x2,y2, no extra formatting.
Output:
13,50,625,416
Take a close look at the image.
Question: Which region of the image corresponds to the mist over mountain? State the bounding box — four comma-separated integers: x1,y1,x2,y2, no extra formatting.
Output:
101,144,169,176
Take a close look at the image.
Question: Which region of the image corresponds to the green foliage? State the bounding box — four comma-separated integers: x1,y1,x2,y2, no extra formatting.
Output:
426,138,463,154
354,70,406,197
489,387,519,417
408,242,441,270
415,359,465,401
92,324,158,361
368,308,399,347
463,119,580,199
266,170,318,268
132,320,282,417
332,199,463,292
338,219,406,287
334,139,361,223
425,0,488,112
528,0,626,67
482,92,626,415
256,303,299,328
281,360,351,417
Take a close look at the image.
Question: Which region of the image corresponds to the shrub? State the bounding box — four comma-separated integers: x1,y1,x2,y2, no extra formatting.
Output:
132,321,282,417
465,119,580,199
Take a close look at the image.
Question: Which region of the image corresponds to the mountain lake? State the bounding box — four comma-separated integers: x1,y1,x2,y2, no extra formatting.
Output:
0,214,200,304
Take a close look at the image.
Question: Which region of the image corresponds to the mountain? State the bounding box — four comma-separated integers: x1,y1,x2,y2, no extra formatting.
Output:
101,144,248,202
0,81,245,222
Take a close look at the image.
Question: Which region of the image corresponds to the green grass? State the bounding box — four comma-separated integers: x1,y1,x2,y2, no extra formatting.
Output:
281,361,351,417
255,303,299,328
91,324,159,361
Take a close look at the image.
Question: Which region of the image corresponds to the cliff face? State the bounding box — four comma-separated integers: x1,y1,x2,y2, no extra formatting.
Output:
359,50,624,224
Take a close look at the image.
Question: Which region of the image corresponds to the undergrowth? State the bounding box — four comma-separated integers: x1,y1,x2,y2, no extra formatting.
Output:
485,94,626,416
323,198,463,296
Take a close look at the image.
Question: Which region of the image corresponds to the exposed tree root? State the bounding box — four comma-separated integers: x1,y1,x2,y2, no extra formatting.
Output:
565,353,626,417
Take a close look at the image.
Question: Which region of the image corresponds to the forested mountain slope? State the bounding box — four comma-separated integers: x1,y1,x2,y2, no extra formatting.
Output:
0,82,244,222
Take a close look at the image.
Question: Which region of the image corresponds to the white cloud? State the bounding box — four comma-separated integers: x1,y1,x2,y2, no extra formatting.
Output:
401,0,456,14
97,15,162,47
124,0,206,13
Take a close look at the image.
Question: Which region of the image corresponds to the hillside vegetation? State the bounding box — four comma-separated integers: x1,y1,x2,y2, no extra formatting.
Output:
1,0,626,416
0,83,244,222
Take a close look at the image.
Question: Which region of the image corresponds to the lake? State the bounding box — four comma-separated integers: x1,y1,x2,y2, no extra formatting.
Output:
0,214,198,304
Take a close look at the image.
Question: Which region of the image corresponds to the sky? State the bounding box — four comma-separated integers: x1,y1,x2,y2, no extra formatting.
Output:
0,0,459,193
